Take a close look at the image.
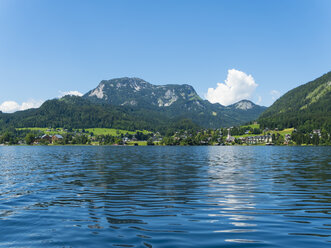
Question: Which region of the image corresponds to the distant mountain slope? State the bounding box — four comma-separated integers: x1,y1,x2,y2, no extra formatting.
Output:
0,77,267,131
0,96,199,133
219,100,266,126
258,71,331,132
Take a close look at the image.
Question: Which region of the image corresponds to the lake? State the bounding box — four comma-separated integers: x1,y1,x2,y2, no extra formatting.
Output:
0,146,330,247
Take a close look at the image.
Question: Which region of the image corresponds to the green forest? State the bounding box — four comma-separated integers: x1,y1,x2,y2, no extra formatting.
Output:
258,71,331,133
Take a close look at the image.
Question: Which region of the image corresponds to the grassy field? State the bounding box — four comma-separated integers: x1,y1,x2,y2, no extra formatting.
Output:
269,128,294,136
16,127,66,135
240,123,260,129
233,127,294,139
17,127,152,136
126,141,148,146
84,128,151,136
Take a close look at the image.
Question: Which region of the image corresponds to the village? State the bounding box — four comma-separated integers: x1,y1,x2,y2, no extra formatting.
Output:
28,125,284,146
0,124,328,146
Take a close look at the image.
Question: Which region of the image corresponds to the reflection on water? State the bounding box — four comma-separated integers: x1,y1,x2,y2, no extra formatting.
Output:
0,146,330,247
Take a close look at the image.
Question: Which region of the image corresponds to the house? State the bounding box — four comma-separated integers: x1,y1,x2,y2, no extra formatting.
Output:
284,134,291,145
243,135,272,144
313,129,321,137
226,136,235,143
285,134,291,141
41,134,52,143
52,134,63,143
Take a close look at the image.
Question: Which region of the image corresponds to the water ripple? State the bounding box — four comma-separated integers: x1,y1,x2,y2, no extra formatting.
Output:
0,146,330,247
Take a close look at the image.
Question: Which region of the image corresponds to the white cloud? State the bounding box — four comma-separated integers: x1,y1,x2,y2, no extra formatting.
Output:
270,90,281,100
0,90,83,113
0,101,20,113
59,90,83,97
257,95,262,104
0,99,44,113
205,69,258,106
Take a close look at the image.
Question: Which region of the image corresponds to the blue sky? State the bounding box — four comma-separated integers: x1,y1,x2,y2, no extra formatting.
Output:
0,0,330,112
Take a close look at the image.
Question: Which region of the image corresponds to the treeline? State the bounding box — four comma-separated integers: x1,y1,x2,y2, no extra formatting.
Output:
0,128,37,145
291,130,330,145
0,129,155,145
259,112,331,134
161,129,222,146
1,127,330,146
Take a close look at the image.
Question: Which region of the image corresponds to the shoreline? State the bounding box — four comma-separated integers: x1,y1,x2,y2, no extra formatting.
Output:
0,144,328,147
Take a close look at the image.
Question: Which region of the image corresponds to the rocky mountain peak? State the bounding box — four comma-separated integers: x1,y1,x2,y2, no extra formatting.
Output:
84,77,201,108
234,100,255,110
103,77,150,91
89,83,106,99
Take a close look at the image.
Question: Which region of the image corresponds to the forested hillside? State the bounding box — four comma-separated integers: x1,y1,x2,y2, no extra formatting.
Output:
258,71,331,132
0,96,200,134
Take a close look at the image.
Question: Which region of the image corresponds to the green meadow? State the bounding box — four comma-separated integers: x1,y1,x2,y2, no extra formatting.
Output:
84,128,151,136
240,123,260,129
17,127,151,136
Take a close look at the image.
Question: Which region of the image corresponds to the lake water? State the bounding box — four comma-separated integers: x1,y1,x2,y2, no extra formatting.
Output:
0,146,330,247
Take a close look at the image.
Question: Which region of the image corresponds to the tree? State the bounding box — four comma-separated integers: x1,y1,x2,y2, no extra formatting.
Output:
25,133,35,145
312,134,319,146
147,138,154,146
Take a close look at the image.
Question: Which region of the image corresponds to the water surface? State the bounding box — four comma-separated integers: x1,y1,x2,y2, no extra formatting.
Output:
0,146,330,247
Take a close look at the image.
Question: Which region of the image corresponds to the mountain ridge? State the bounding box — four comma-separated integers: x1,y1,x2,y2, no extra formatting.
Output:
82,77,266,127
84,77,206,109
0,77,267,131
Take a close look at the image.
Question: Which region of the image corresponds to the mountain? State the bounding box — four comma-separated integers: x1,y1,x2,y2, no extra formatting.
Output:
0,77,267,132
258,71,331,132
84,77,201,109
83,77,266,127
225,100,267,125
